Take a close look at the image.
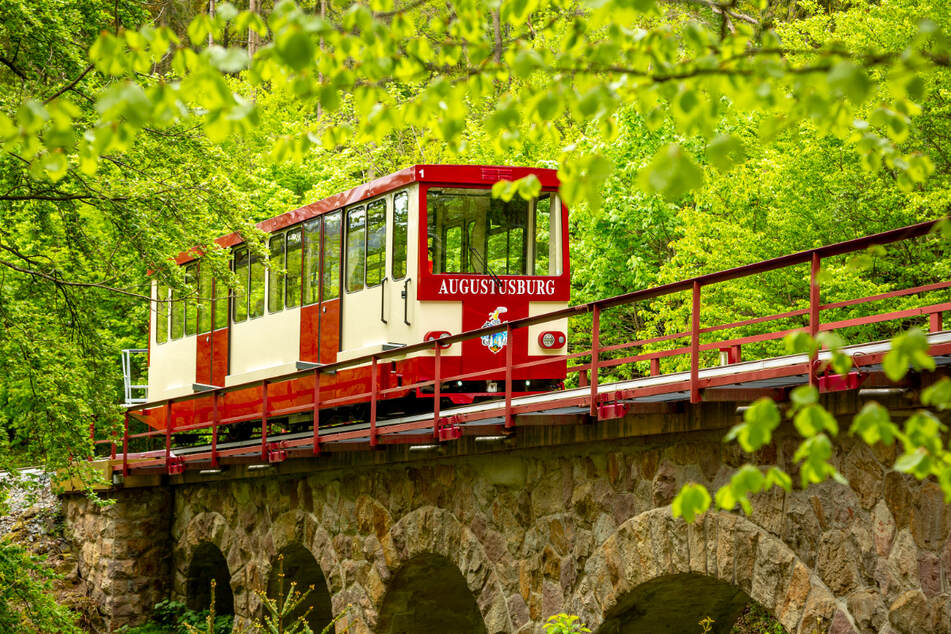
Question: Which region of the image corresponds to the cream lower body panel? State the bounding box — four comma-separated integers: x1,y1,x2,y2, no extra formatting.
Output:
528,301,570,357
147,336,197,401
229,308,301,379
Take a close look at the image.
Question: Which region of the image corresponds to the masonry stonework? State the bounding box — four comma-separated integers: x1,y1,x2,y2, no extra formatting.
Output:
63,400,951,634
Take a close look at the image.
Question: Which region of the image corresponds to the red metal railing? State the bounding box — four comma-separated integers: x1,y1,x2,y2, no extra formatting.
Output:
94,218,951,475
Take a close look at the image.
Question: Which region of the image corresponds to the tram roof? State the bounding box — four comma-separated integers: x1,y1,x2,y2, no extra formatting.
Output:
175,164,560,265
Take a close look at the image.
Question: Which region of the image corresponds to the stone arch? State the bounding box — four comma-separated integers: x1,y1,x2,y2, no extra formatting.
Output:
571,508,855,634
175,512,241,613
375,506,513,634
267,543,334,633
186,542,235,615
376,552,489,633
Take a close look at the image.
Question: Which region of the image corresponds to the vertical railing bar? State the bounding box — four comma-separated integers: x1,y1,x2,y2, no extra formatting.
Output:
589,306,600,418
211,391,219,468
122,411,129,477
261,380,269,461
433,343,441,439
809,253,821,386
370,356,378,447
313,368,320,455
690,281,701,404
930,311,944,333
505,324,514,429
164,401,172,470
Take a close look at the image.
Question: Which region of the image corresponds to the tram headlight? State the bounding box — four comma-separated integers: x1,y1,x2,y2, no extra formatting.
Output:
538,331,566,350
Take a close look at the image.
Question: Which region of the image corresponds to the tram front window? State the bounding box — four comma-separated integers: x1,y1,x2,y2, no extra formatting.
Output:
427,188,561,276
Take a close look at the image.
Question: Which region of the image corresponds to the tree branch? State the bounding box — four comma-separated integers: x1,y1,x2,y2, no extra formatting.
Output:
43,63,94,104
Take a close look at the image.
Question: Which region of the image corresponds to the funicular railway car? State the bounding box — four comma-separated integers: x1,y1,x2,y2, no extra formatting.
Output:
140,165,570,441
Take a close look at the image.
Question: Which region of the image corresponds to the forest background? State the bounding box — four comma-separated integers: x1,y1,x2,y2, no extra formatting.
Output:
0,0,949,629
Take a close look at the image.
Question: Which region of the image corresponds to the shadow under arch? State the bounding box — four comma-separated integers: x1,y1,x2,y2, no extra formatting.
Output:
267,543,333,633
376,553,488,634
594,573,778,634
186,542,234,615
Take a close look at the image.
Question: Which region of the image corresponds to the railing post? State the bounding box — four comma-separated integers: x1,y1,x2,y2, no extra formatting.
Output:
650,358,660,376
261,381,269,461
690,281,701,404
589,305,600,418
433,343,441,439
505,323,514,429
809,253,821,386
930,311,943,333
370,356,378,447
122,411,129,477
164,401,172,468
211,391,219,468
312,368,320,455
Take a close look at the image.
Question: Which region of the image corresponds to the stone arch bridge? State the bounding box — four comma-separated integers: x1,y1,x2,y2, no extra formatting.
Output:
63,392,951,634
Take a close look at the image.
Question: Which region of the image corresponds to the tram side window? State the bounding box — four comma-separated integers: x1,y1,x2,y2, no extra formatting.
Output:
170,283,184,339
268,234,285,313
212,274,228,330
346,206,366,292
303,219,320,305
250,252,265,318
392,192,408,279
155,283,169,344
534,194,551,275
233,248,249,323
286,228,302,308
323,211,341,300
366,199,386,287
197,263,212,334
184,264,198,336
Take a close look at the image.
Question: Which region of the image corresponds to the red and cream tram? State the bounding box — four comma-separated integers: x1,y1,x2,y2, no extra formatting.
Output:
142,165,570,433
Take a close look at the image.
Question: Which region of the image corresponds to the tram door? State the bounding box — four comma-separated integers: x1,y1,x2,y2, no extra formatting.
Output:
300,211,342,364
195,262,229,387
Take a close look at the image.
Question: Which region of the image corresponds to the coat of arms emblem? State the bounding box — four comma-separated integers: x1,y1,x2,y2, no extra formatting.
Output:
480,306,509,354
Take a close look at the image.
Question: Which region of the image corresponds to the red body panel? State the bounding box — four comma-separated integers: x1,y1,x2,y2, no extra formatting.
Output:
300,305,319,363
319,299,340,364
195,327,229,386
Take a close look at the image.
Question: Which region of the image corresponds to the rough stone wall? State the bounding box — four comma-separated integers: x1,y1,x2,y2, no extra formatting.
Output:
167,424,951,634
61,487,172,631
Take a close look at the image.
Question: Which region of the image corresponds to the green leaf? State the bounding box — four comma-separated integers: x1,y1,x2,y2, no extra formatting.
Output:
794,404,838,437
790,385,818,408
188,14,214,46
894,448,927,475
884,328,933,381
516,174,542,200
275,28,315,72
706,134,746,172
672,483,711,523
850,402,897,445
828,62,872,103
638,143,704,201
785,331,817,356
725,398,780,452
922,378,951,411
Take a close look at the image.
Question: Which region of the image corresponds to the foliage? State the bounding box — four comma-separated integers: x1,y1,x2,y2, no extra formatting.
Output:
0,538,78,633
543,613,591,634
671,327,951,523
117,596,232,634
730,602,787,634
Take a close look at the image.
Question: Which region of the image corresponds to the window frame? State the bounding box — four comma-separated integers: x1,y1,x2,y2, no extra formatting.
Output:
391,191,408,280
